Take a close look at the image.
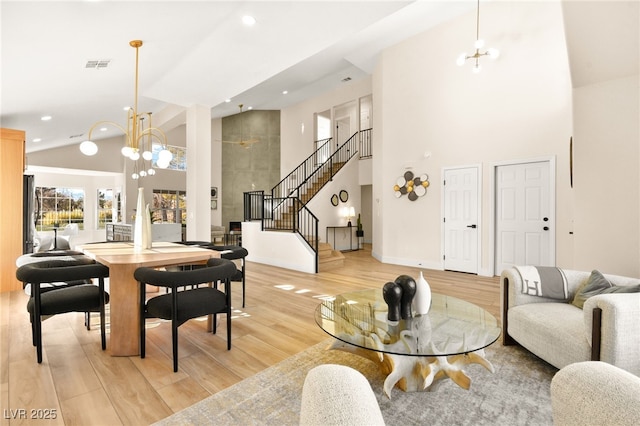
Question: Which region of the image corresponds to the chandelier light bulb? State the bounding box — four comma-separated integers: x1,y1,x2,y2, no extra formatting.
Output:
473,63,482,73
79,140,98,156
147,168,156,176
158,149,172,161
456,53,467,66
130,151,140,161
474,39,485,49
487,48,500,59
139,170,147,177
157,149,173,168
142,150,153,161
121,146,133,157
132,172,139,180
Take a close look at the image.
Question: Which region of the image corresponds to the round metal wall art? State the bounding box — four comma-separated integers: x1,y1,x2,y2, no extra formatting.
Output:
393,171,429,201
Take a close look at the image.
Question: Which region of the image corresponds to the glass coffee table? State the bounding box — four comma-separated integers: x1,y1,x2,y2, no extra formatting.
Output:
314,289,501,398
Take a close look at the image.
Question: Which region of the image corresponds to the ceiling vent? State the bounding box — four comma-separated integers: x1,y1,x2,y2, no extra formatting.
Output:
85,60,111,69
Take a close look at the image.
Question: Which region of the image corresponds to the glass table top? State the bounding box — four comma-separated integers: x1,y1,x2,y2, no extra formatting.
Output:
314,289,500,357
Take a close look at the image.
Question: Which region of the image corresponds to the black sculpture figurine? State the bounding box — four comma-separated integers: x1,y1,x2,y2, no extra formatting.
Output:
382,281,402,322
395,275,417,319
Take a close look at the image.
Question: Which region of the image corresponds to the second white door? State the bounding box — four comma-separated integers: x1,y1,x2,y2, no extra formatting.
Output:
495,160,553,273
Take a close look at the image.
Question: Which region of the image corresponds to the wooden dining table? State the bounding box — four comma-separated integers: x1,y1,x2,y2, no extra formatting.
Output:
78,241,219,356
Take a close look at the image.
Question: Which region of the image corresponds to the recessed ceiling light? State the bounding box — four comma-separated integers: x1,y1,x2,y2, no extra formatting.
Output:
282,90,288,95
242,15,256,26
100,127,107,131
124,106,131,111
225,99,231,103
41,115,52,121
32,138,42,143
247,106,253,110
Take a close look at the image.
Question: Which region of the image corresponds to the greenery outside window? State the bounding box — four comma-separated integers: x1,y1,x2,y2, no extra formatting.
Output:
36,187,84,231
152,190,186,224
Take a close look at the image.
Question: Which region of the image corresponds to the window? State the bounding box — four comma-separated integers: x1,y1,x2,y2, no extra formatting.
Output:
36,187,84,231
152,190,186,224
97,189,122,229
151,143,187,171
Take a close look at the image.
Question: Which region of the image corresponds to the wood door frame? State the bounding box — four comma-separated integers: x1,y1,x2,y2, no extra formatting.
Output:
440,164,482,274
489,156,556,276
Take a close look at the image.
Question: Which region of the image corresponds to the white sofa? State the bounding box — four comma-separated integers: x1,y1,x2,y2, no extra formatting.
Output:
551,361,640,426
501,267,640,375
300,364,384,425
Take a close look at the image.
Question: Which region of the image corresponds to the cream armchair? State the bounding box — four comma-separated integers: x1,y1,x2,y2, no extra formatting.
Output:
501,268,640,375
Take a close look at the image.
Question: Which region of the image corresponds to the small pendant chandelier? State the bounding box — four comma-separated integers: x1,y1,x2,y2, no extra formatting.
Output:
456,0,500,73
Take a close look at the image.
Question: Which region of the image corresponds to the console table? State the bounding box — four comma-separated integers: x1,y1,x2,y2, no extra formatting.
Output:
326,226,358,252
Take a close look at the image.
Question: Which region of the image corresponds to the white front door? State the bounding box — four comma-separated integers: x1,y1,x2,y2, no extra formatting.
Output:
443,167,479,274
495,160,553,273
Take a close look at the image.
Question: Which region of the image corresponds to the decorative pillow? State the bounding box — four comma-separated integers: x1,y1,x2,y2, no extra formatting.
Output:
571,270,640,309
516,265,569,299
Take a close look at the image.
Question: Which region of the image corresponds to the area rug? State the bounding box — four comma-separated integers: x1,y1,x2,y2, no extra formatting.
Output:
154,340,557,426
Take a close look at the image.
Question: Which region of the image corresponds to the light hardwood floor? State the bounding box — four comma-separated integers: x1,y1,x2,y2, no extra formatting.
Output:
0,247,500,425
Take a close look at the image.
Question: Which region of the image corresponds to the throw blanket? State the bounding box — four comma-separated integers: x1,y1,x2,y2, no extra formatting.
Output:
515,266,568,300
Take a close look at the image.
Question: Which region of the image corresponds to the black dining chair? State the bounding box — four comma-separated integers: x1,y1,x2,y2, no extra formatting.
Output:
16,257,110,363
134,257,237,372
206,245,249,307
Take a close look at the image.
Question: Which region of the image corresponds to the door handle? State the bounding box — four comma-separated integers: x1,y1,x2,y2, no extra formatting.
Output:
466,224,477,229
543,226,549,231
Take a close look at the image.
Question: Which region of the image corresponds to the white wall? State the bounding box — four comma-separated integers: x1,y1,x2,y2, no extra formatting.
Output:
363,1,587,273
281,77,372,177
305,157,361,245
572,75,640,276
372,1,574,274
242,221,316,273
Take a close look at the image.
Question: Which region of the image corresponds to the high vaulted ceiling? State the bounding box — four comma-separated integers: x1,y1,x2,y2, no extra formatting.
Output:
0,0,477,153
2,1,637,156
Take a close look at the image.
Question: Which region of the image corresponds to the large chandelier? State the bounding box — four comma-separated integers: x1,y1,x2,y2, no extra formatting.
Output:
456,0,500,73
79,40,173,178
